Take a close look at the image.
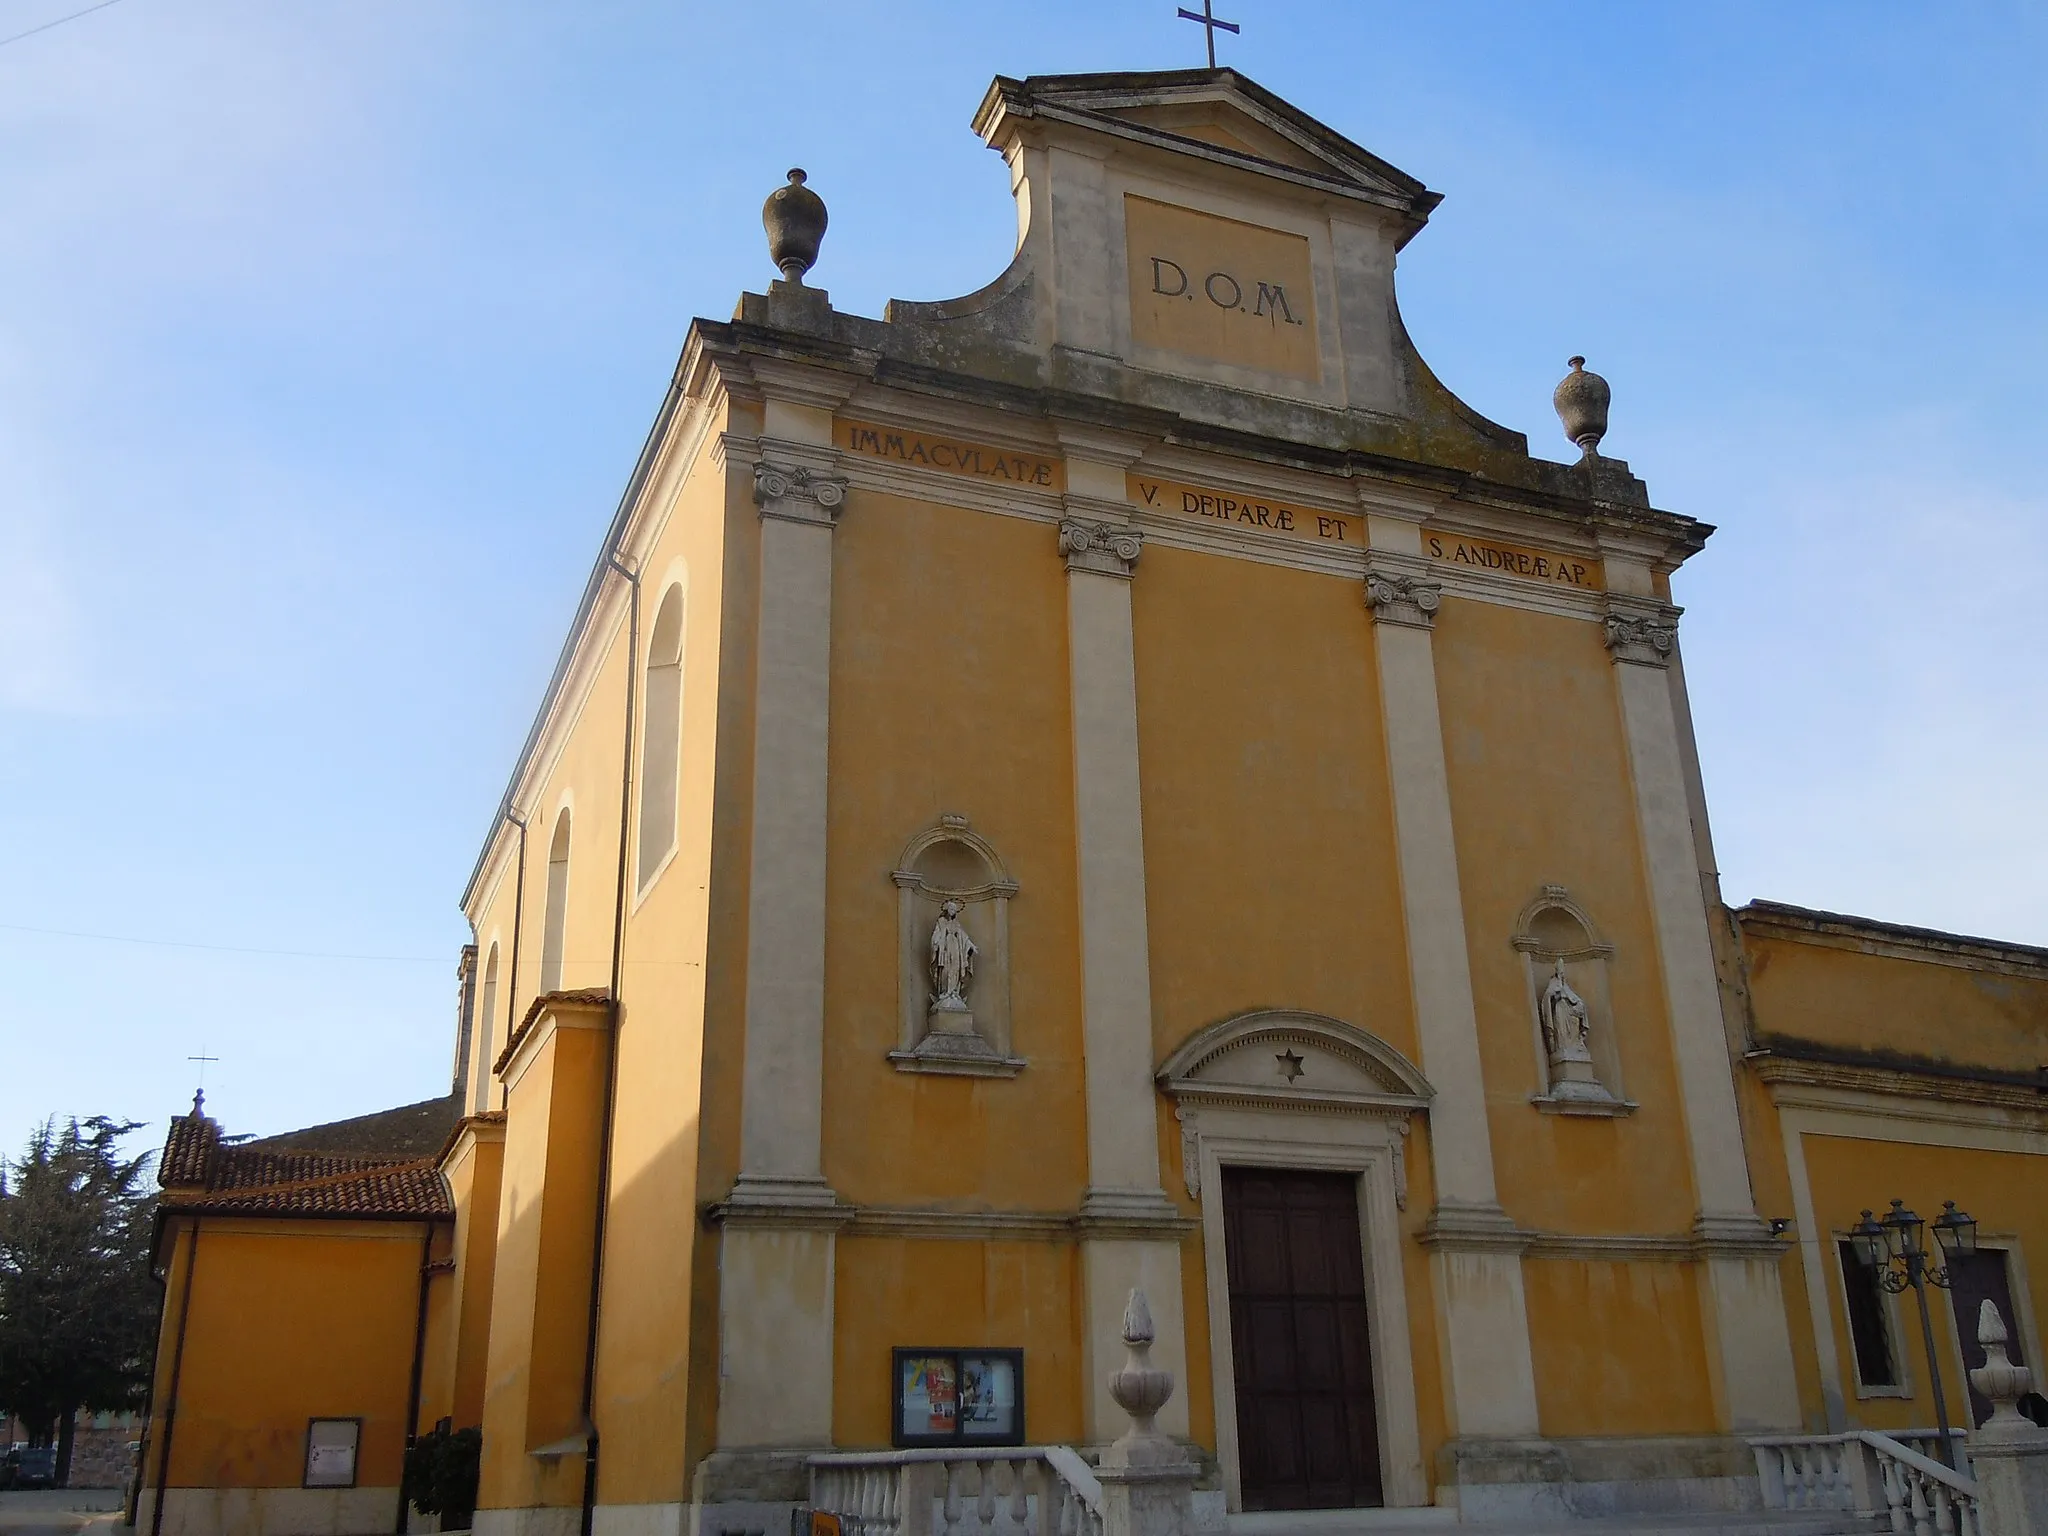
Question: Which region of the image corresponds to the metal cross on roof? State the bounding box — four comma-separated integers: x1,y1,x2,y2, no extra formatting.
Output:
188,1049,219,1092
1177,0,1239,68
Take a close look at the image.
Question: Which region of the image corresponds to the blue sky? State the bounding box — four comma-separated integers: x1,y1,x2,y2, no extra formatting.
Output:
5,1,2043,1163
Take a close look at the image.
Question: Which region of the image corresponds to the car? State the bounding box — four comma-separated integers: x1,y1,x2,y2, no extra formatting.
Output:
13,1446,58,1489
0,1445,17,1489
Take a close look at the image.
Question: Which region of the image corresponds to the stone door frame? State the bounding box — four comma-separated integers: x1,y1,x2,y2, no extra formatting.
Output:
1184,1109,1426,1510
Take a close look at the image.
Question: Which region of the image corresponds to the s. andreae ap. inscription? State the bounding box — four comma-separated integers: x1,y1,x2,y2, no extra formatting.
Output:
1125,195,1320,383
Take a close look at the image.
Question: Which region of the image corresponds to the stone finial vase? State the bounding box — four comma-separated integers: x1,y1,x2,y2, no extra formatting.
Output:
1552,356,1610,459
1103,1288,1192,1477
763,168,827,283
1108,1290,1175,1437
1972,1299,2039,1436
1965,1298,2048,1536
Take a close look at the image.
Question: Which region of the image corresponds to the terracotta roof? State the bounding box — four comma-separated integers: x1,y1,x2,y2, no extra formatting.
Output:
430,1109,509,1169
492,988,611,1077
248,1094,464,1159
161,1150,451,1219
160,1101,219,1187
157,1097,451,1221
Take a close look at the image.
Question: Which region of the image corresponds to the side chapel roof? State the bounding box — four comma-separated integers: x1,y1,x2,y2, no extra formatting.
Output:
157,1094,457,1221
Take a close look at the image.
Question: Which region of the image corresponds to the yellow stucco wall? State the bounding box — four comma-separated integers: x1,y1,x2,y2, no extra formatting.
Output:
1131,544,1415,1065
820,488,1089,1212
1524,1258,1718,1436
832,1237,1085,1448
1432,595,1698,1238
479,1017,610,1514
430,1126,504,1433
152,1217,431,1492
1745,933,2048,1075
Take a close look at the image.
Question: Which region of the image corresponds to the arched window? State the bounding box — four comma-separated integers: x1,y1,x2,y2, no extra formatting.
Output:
539,810,571,992
637,582,685,889
471,944,499,1113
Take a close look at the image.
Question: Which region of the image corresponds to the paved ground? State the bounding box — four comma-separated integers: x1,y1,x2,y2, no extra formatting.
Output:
0,1491,127,1536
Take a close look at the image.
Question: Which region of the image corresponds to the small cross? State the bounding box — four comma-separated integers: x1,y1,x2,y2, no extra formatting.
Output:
1275,1049,1305,1083
189,1049,219,1093
1176,0,1239,68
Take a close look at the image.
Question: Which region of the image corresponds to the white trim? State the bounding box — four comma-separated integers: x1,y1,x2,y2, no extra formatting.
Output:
1826,1227,1914,1401
632,561,692,908
1191,1115,1426,1512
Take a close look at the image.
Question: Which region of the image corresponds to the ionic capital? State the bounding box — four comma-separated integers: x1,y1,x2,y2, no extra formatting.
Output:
754,461,848,527
1602,595,1681,668
1059,518,1143,579
1363,564,1442,629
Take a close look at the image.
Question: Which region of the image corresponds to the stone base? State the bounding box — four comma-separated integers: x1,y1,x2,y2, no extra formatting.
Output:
474,1506,581,1536
689,1450,819,1536
137,1485,402,1536
1434,1435,1762,1522
593,1504,689,1536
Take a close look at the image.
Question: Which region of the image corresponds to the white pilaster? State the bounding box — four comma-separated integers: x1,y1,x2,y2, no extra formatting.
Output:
715,431,850,1465
1604,578,1799,1430
731,448,847,1205
1059,437,1190,1443
1363,511,1540,1439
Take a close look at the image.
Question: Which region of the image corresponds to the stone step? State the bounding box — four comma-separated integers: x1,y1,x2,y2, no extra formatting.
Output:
1224,1510,1881,1536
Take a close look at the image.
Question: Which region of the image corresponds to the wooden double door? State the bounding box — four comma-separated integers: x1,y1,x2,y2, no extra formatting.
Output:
1221,1167,1383,1511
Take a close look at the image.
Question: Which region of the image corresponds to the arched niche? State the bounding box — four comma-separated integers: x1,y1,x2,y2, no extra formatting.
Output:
889,814,1021,1076
1511,885,1633,1115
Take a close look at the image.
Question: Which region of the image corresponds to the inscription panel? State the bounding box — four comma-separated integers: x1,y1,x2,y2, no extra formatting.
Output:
1422,530,1603,590
837,420,1064,492
1129,473,1359,545
1127,472,1604,589
1125,195,1320,383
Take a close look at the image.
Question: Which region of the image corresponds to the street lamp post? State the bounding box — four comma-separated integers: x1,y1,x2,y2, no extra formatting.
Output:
1852,1198,1980,1471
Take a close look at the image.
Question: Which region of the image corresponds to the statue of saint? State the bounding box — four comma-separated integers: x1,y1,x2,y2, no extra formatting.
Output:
1540,958,1594,1067
928,899,977,1014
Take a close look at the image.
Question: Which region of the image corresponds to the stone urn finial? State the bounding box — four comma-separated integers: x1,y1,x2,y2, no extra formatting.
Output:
1107,1289,1176,1445
1972,1299,2038,1435
763,168,827,284
1553,356,1611,460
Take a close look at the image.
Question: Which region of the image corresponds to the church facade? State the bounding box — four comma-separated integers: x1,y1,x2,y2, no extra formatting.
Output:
135,68,2048,1536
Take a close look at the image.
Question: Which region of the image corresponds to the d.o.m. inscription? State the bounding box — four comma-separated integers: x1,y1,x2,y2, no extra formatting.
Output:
1125,195,1320,384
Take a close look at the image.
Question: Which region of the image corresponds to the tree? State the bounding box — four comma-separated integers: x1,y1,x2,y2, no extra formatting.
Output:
0,1117,159,1486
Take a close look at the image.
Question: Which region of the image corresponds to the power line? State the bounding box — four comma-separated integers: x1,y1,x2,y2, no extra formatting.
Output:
0,0,129,51
0,920,444,965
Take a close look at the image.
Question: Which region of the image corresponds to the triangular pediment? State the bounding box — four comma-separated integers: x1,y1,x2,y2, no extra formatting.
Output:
977,69,1441,228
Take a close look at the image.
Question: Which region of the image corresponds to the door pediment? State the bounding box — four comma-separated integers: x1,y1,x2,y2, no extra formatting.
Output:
1157,1010,1433,1114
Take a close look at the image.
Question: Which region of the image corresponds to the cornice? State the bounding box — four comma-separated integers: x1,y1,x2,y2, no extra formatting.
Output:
461,376,719,917
1418,1201,1786,1263
1749,1047,2048,1117
703,1198,1197,1243
684,319,1714,555
1734,901,2048,980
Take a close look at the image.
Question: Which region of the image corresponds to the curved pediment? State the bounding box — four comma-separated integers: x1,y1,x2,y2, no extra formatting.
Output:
1156,1010,1433,1114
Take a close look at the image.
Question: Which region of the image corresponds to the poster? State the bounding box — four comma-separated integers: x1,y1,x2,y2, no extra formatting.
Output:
892,1348,1023,1448
958,1353,1019,1441
303,1418,360,1489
